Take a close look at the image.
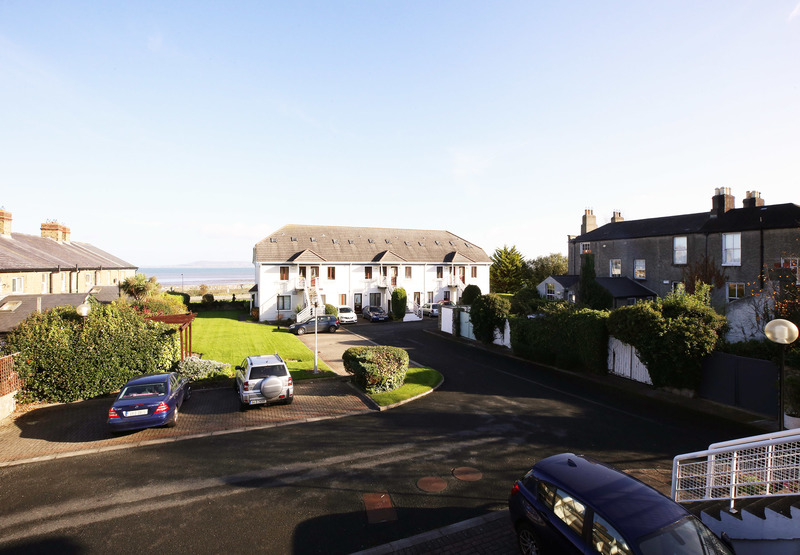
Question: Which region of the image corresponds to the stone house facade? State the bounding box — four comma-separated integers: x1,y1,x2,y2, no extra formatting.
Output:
252,225,492,322
567,189,800,311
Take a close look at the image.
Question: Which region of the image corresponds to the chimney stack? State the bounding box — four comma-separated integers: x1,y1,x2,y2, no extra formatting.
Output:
60,224,71,243
710,187,735,218
581,209,597,235
611,211,624,223
742,191,765,208
0,209,11,237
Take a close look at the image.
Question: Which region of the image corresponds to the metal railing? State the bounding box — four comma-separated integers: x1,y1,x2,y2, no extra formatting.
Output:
1,353,21,397
672,429,800,510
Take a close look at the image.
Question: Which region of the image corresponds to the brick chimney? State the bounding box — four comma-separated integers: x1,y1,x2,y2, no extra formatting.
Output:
41,221,63,242
581,209,597,234
0,209,11,237
710,187,735,218
742,191,765,208
60,224,71,243
611,210,624,223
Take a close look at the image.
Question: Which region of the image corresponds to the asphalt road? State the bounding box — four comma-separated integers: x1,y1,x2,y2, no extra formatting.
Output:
0,319,760,554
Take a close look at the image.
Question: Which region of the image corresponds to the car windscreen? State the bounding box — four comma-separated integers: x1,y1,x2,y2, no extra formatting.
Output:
249,365,287,379
120,382,166,398
373,307,385,313
637,516,733,554
432,304,440,309
339,308,352,313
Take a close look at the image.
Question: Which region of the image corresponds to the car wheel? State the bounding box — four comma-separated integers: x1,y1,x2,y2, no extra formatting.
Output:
296,327,306,335
516,523,542,555
283,396,294,405
183,386,192,402
239,400,249,412
328,325,337,333
166,406,178,428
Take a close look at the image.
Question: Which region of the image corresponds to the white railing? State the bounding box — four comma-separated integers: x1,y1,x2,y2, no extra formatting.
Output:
672,430,800,511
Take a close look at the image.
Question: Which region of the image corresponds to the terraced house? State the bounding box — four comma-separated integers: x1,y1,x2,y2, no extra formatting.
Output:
252,225,491,322
0,208,136,337
565,189,800,312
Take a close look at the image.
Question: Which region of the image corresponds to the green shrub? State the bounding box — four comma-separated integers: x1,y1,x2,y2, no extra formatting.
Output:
325,303,337,315
342,346,409,394
470,294,511,344
202,293,215,304
4,300,180,403
510,306,609,372
391,288,408,319
174,356,231,382
509,286,541,315
461,284,482,306
134,292,188,316
166,291,190,306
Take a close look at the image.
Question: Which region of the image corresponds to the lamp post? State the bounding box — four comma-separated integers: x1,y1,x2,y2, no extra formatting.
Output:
765,318,799,430
313,301,319,374
76,302,91,324
181,273,184,292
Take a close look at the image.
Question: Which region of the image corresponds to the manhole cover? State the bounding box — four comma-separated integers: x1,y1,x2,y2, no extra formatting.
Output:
417,476,447,493
453,467,482,482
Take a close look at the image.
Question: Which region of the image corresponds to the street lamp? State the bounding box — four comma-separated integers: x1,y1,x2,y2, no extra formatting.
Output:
76,302,91,324
313,301,319,374
765,318,799,430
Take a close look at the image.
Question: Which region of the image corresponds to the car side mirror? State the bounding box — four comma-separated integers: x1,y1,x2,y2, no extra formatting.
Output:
235,366,242,371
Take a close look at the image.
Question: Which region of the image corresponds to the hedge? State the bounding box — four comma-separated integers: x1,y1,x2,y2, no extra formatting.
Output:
342,346,409,394
3,300,180,403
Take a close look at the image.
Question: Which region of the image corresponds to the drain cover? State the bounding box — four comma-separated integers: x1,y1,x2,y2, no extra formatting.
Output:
417,476,447,493
453,467,482,482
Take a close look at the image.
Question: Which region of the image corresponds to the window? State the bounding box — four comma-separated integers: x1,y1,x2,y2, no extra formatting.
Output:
545,283,556,300
727,282,745,302
672,281,684,294
553,488,586,537
436,266,443,279
443,290,451,301
277,295,291,311
327,267,335,280
781,257,799,284
634,259,645,280
581,242,591,254
42,274,48,294
722,233,741,266
471,267,477,278
85,273,92,286
405,267,412,279
592,514,633,555
369,293,381,306
339,294,346,305
609,259,621,277
280,266,289,281
427,292,433,303
11,276,23,293
673,236,687,265
365,267,373,279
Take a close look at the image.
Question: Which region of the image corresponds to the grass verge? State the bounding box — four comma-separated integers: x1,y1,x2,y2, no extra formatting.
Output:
191,310,335,382
368,367,442,407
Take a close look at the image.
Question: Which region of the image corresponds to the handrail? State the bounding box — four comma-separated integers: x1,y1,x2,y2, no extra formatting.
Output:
672,431,800,511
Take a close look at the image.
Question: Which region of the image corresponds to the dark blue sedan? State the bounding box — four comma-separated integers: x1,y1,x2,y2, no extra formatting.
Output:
508,453,734,554
362,306,389,322
108,372,191,432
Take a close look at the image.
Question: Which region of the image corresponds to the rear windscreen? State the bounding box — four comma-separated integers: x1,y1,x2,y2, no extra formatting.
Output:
249,365,287,379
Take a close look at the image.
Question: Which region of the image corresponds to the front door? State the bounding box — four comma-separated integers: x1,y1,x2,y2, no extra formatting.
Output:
354,294,362,313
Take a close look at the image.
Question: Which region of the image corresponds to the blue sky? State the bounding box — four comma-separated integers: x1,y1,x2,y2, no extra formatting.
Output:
2,1,799,266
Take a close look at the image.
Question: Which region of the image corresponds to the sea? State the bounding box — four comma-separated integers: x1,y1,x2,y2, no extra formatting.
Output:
139,267,255,287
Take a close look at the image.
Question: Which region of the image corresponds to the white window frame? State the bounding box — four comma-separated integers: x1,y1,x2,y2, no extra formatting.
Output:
633,259,645,280
277,295,291,311
781,257,799,284
609,259,621,278
581,242,591,254
722,233,741,266
727,282,745,302
673,236,687,265
11,276,23,293
545,282,556,300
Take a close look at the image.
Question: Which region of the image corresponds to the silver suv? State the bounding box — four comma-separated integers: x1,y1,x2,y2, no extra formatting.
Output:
235,354,294,410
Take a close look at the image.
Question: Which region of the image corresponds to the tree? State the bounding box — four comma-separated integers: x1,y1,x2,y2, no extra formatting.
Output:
391,288,408,319
578,253,612,310
681,255,726,294
470,293,511,344
526,253,568,288
120,273,159,301
490,245,526,294
461,284,482,305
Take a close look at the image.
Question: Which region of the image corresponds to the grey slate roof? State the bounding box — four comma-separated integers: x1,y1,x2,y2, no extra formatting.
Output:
0,286,121,334
0,233,136,272
549,275,656,299
254,225,492,264
574,203,800,242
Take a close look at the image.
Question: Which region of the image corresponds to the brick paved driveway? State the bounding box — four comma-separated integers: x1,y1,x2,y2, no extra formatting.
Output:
0,378,372,466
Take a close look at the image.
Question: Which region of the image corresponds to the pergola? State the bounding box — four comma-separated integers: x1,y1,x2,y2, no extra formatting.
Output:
145,313,197,361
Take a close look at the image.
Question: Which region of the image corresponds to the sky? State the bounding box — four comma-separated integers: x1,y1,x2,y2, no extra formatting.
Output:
2,1,799,267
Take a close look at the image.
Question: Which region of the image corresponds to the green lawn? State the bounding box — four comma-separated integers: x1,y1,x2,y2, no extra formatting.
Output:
368,367,443,407
192,310,334,379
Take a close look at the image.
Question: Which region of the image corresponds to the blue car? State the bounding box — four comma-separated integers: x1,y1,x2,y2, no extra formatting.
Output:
508,453,734,555
108,372,191,432
362,306,389,322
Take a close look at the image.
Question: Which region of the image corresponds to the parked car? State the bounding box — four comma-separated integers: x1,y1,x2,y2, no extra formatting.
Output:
337,306,358,324
439,300,455,307
235,354,293,410
108,372,191,432
508,453,734,555
287,315,340,335
421,302,440,317
362,306,389,322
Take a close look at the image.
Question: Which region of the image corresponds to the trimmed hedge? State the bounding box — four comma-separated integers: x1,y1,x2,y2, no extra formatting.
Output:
342,346,409,394
4,300,180,403
510,307,609,373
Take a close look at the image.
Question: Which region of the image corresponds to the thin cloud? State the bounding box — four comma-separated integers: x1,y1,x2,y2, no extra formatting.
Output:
790,2,800,21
